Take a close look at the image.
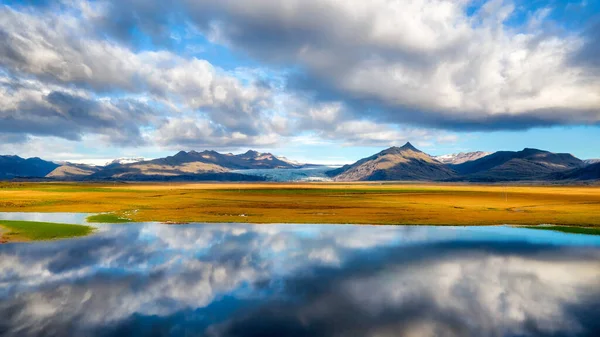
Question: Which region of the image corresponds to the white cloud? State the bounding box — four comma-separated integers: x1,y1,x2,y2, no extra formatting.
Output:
180,0,600,129
0,5,277,144
2,0,599,158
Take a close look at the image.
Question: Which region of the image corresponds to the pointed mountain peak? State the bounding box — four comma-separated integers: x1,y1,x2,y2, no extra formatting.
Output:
377,142,423,157
382,142,421,154
400,142,419,152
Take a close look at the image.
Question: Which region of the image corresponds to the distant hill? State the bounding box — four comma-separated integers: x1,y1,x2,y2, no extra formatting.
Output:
327,143,457,181
0,155,59,179
434,151,492,165
450,148,584,182
46,163,101,180
551,162,600,181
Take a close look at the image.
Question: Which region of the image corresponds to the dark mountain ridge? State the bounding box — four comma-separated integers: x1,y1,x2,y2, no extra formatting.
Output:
0,155,59,179
449,148,584,182
452,148,583,174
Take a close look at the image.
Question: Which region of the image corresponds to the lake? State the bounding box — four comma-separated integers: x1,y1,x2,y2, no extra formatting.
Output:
1,213,600,337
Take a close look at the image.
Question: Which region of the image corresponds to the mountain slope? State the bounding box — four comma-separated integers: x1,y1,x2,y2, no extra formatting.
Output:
327,143,457,181
46,163,101,180
434,151,492,165
451,148,584,181
0,155,59,180
551,162,600,181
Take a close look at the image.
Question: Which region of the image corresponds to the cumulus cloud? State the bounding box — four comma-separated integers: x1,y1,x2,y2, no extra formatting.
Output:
291,101,458,146
91,0,595,131
0,75,156,145
1,0,599,155
154,117,281,149
175,0,600,130
0,4,279,147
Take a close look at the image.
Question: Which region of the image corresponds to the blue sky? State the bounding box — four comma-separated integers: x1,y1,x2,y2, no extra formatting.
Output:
0,0,599,165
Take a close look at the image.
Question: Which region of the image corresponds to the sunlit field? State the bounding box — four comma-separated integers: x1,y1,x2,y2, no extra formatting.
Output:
1,182,600,227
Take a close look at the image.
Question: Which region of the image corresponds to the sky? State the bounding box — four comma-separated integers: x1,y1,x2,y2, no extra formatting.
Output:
0,0,599,165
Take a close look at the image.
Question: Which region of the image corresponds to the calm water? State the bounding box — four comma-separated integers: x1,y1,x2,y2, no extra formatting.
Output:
1,214,600,337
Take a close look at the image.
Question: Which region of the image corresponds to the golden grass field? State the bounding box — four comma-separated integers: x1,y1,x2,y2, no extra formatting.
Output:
1,181,600,227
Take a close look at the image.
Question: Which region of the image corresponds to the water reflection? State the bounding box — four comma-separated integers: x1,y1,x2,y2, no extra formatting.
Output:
0,212,90,224
1,223,600,337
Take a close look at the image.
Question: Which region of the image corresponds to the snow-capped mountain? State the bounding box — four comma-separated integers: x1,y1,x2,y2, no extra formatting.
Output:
434,151,492,165
106,157,145,166
584,159,600,166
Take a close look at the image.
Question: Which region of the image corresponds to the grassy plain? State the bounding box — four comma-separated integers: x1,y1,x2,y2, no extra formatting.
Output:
1,182,600,227
0,220,94,243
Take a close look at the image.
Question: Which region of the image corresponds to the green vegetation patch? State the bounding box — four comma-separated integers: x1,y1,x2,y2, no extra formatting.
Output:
87,213,132,223
0,220,94,241
522,225,600,236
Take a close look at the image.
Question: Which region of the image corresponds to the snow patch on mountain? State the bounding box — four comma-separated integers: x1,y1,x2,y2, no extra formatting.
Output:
107,157,145,166
434,151,492,165
275,156,303,166
584,159,600,166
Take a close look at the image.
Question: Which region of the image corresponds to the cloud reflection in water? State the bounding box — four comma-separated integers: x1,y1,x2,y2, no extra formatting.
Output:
0,224,599,337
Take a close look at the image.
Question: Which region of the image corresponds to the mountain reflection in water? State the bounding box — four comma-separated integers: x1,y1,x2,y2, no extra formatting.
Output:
1,223,600,337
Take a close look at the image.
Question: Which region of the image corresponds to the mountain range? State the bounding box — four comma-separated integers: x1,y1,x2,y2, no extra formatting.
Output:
1,144,598,182
325,144,591,182
85,150,303,181
0,150,309,182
